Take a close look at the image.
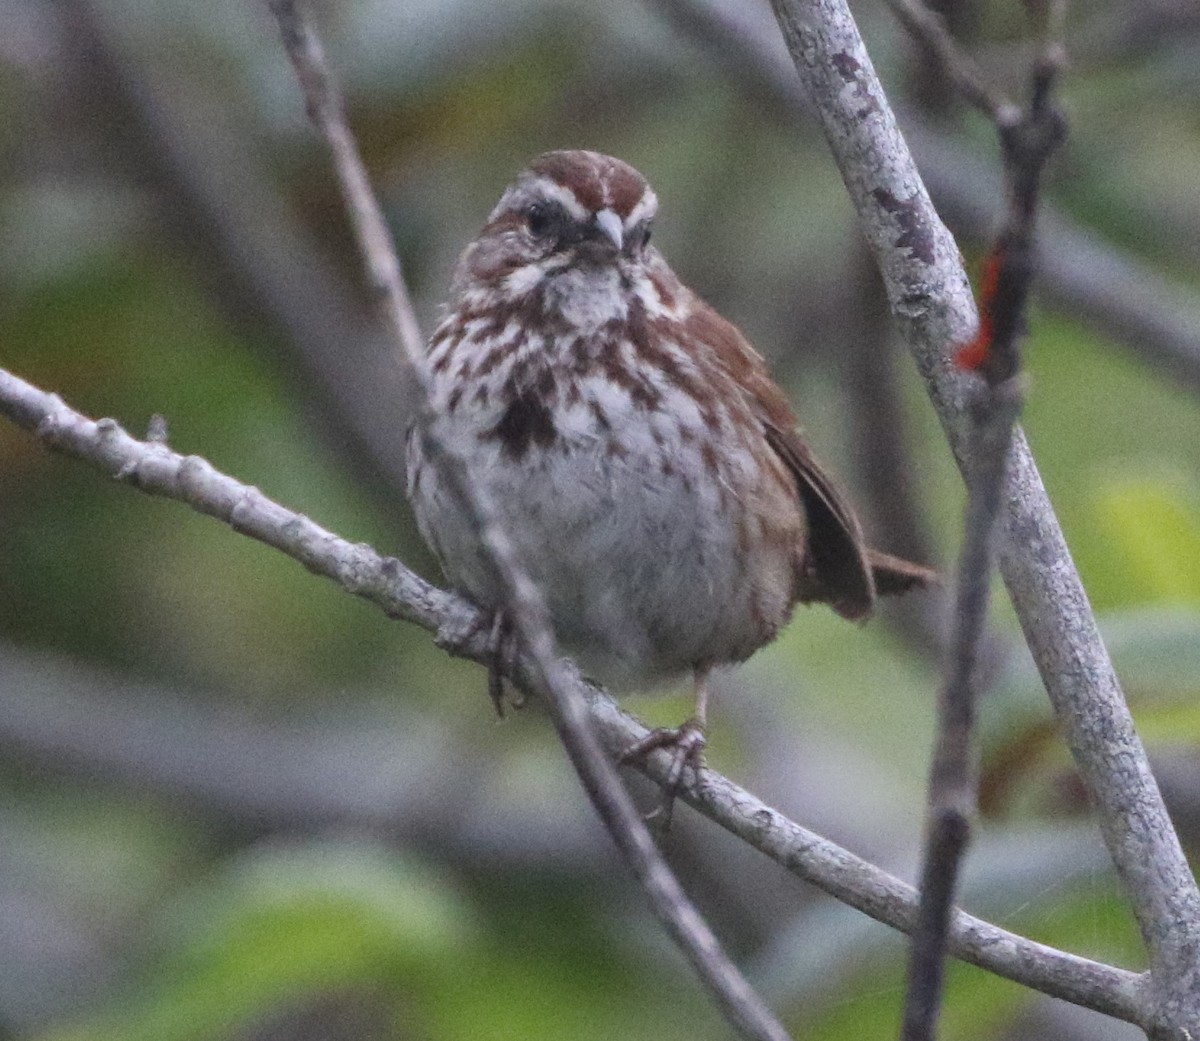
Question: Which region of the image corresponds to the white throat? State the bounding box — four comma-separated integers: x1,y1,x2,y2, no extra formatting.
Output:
543,265,628,334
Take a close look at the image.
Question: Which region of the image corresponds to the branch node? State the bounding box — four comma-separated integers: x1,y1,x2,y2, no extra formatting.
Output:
146,413,170,444
226,484,260,532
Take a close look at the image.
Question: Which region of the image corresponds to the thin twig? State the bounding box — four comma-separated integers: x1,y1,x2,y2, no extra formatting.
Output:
264,4,792,1038
765,0,1200,1036
265,1,424,375
885,0,1012,122
900,380,1022,1041
0,365,1144,1023
895,9,1067,1038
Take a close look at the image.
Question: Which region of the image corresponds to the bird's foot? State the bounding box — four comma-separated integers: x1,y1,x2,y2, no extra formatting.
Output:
620,718,707,830
439,607,523,718
484,610,524,717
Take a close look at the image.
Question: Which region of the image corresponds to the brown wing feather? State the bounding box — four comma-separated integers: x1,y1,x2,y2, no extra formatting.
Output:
679,290,934,618
763,423,876,620
679,295,877,620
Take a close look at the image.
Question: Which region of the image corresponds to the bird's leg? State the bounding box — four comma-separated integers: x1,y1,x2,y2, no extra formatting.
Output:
620,667,710,827
485,609,522,717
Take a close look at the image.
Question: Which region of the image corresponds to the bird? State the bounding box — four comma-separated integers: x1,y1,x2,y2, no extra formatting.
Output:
407,149,934,787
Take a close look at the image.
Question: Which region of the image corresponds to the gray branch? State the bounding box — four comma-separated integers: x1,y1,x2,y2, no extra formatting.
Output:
765,0,1200,1035
0,366,1143,1024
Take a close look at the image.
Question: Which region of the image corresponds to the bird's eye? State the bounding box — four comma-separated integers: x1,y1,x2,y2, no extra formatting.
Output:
640,224,652,249
526,202,557,238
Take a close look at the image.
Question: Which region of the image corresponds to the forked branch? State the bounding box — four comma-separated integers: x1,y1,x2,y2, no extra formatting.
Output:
894,6,1068,1038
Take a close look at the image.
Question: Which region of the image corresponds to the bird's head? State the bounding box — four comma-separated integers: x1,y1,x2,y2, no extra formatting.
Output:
455,151,660,326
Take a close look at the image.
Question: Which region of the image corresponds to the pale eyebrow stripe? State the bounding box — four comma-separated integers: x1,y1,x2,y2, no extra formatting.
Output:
624,189,658,228
527,177,591,221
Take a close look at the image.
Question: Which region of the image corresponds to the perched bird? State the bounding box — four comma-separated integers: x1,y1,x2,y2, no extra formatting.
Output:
407,150,933,776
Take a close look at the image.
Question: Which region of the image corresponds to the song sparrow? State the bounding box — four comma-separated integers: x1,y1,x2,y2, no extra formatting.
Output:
407,150,932,772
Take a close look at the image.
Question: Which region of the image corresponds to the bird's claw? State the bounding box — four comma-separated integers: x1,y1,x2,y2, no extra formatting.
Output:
485,610,521,718
620,718,707,830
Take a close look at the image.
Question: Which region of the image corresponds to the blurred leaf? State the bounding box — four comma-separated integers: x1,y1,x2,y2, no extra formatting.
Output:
1093,471,1200,605
796,873,1141,1041
980,607,1200,815
43,840,472,1041
1021,312,1200,612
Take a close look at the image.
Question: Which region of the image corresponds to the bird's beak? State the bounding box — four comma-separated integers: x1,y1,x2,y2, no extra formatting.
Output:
594,209,624,252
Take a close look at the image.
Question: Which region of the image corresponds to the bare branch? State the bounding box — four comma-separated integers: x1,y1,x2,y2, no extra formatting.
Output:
897,12,1067,1038
0,365,1143,1023
885,0,1012,122
264,4,791,1038
765,0,1200,1034
902,380,1022,1041
265,2,423,376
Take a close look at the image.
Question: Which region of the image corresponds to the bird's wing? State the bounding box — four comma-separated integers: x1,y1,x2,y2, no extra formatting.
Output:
762,421,876,621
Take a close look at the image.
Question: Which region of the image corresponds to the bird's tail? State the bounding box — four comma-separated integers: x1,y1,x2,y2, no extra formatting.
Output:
866,549,939,598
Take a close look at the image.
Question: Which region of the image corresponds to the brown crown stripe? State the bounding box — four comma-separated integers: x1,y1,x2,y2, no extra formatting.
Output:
530,150,649,220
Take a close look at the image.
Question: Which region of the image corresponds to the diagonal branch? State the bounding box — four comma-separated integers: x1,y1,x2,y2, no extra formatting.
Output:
264,4,791,1038
0,365,1143,1023
885,0,1011,122
897,9,1067,1038
765,0,1200,1035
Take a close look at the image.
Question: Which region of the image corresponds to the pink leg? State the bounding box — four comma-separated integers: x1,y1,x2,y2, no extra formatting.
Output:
619,666,711,827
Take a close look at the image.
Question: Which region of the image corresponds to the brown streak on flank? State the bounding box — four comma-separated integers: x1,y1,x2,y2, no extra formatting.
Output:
598,335,662,411
605,439,628,459
565,381,582,406
446,386,463,414
624,302,722,430
568,341,593,376
700,440,720,475
509,354,535,391
475,347,508,379
473,383,490,406
534,367,557,403
626,377,662,411
463,285,551,339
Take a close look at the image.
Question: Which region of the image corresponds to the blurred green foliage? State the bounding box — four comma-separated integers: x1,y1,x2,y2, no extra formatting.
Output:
2,0,1199,1039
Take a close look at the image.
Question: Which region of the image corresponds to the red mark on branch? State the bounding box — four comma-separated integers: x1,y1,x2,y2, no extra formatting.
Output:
956,245,1004,372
